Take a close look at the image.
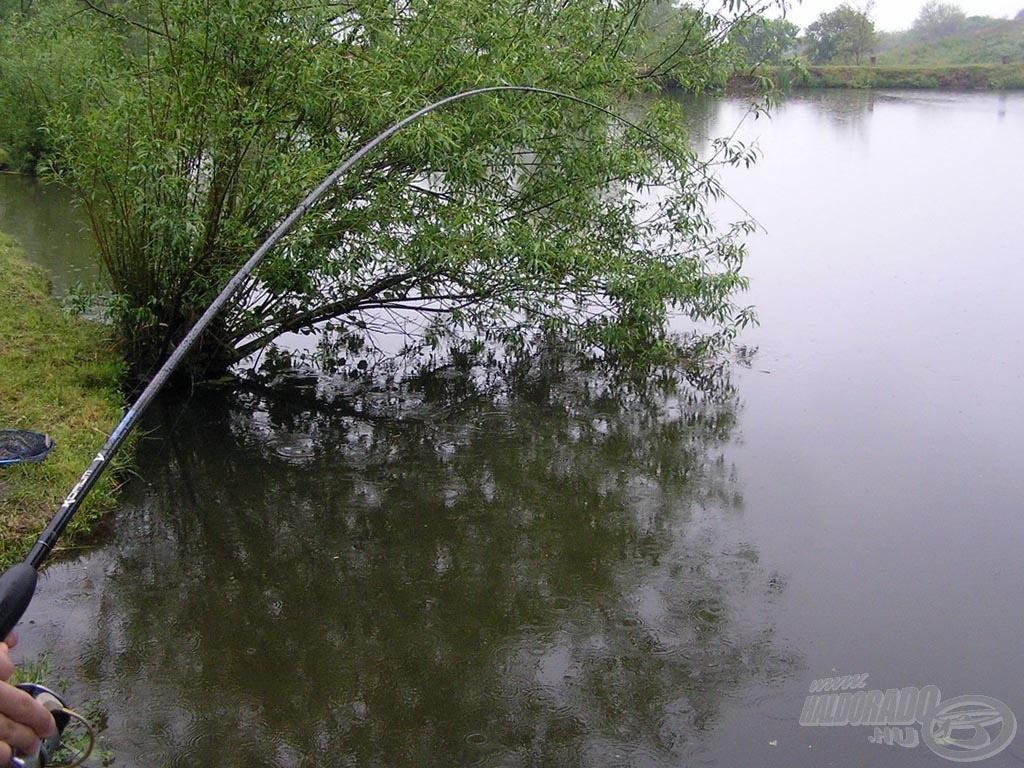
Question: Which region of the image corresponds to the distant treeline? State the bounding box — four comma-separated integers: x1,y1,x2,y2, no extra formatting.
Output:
772,7,1024,91
667,3,1024,91
793,3,1024,68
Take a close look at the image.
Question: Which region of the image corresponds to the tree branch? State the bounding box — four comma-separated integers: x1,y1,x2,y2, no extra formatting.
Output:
229,271,416,362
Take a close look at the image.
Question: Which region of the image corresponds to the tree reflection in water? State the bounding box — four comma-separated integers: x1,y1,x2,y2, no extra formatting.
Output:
71,351,796,767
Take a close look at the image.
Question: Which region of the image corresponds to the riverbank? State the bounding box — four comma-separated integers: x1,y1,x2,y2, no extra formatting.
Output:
737,63,1024,90
0,233,124,569
796,63,1024,89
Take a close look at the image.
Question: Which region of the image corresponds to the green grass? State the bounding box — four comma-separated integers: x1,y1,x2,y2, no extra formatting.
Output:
768,63,1024,90
0,233,126,569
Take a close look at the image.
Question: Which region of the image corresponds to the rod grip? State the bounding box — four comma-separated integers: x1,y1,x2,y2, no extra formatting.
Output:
0,563,38,641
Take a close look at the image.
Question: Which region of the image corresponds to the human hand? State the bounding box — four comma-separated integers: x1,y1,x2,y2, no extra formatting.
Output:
0,634,55,766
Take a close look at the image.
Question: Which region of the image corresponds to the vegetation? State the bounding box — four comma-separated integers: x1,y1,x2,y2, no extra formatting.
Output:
911,1,968,40
0,234,125,569
728,14,801,65
876,15,1024,66
804,3,877,64
0,0,781,385
637,1,737,89
750,2,1024,89
0,0,107,173
789,63,1024,89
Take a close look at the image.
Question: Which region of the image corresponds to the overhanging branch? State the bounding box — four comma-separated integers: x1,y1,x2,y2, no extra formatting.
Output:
229,271,415,361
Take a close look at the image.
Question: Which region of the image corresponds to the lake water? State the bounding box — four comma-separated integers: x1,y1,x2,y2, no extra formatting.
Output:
6,90,1024,767
0,173,98,293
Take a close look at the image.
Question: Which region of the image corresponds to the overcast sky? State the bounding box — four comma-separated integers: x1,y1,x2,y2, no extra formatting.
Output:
771,0,1023,31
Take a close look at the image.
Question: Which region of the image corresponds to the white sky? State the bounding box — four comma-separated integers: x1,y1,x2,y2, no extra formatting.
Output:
772,0,1023,31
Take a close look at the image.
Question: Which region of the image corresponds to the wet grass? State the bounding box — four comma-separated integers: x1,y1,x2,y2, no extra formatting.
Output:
0,233,125,569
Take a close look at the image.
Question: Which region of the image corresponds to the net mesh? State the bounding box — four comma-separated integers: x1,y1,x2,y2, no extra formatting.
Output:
0,430,54,465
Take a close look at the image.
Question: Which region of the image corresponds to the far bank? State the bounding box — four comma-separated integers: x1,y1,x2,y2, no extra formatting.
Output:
727,63,1024,91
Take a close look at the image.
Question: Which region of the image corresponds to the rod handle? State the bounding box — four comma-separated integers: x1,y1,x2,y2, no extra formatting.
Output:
0,563,38,641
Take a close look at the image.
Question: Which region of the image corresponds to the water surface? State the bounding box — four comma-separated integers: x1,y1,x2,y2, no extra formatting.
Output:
0,174,98,292
9,90,1024,767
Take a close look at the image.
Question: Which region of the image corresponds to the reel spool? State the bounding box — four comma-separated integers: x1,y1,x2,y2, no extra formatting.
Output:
10,684,95,768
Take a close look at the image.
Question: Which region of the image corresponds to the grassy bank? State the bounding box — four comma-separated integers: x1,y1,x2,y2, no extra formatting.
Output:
0,233,124,569
778,63,1024,90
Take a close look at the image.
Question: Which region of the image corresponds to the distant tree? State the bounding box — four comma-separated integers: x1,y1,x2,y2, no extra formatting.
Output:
913,2,967,39
1016,8,1024,20
804,4,877,64
729,15,801,65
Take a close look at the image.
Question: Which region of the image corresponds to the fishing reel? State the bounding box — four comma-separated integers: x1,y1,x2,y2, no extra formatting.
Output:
10,684,94,768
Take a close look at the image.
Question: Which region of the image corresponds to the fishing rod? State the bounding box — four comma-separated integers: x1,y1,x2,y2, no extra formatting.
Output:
0,82,682,636
0,84,672,765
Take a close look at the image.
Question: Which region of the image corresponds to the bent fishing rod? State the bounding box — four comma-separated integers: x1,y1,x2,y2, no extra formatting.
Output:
0,85,673,642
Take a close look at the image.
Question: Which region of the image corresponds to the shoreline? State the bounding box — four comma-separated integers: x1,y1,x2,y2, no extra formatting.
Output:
0,233,126,569
728,63,1024,91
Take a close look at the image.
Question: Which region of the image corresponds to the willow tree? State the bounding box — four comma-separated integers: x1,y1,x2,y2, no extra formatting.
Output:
17,0,776,379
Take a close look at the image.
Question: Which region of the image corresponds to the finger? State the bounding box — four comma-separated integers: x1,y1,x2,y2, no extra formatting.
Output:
0,714,42,757
0,684,55,740
2,633,17,650
0,646,13,683
0,739,11,766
